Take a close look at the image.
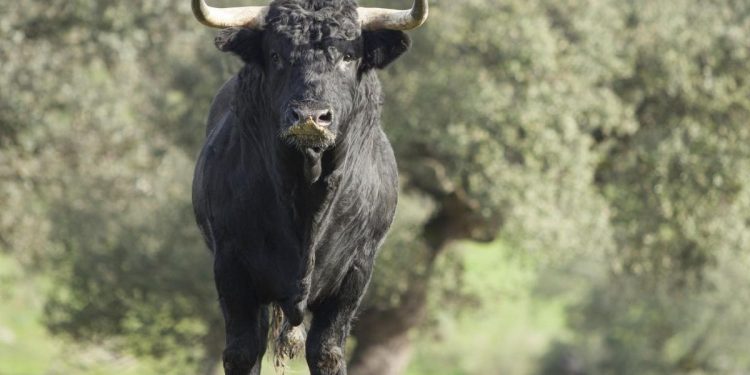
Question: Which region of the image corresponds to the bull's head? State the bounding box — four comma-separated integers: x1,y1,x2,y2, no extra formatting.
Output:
193,0,428,154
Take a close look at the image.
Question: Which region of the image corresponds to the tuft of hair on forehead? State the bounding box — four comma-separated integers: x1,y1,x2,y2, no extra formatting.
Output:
267,0,361,43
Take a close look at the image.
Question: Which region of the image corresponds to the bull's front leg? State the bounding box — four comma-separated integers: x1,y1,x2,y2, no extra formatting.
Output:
214,250,269,375
278,242,314,328
306,263,372,375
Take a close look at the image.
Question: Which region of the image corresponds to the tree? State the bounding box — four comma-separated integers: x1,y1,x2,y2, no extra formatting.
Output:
541,1,750,373
350,1,630,373
0,1,233,372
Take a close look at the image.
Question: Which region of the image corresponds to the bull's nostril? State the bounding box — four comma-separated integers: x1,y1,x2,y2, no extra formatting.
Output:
318,111,333,125
289,107,332,126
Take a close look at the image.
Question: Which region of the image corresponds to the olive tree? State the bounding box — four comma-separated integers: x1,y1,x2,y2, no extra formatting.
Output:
351,1,631,373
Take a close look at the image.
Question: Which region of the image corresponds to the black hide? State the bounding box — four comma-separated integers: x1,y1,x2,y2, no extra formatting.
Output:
192,1,409,374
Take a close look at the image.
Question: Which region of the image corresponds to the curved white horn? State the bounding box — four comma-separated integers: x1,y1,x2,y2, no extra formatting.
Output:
191,0,269,29
358,0,429,31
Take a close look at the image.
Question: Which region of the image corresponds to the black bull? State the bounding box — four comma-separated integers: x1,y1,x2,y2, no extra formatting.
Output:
191,1,421,374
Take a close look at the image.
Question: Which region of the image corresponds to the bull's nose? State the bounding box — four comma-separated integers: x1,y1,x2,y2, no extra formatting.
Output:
290,107,333,127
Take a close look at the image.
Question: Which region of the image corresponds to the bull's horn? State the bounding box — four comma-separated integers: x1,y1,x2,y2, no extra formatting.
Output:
191,0,269,29
358,0,429,31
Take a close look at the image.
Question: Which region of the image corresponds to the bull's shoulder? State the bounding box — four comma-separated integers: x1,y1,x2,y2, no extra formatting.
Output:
206,76,238,137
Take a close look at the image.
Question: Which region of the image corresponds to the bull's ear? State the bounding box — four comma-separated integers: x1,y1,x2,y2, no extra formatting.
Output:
361,30,411,70
215,28,264,64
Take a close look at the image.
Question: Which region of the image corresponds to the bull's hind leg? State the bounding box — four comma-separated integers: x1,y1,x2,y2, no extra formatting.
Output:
306,265,372,375
214,253,269,375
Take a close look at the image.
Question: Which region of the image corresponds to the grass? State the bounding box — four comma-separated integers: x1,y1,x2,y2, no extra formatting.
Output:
406,241,569,375
0,240,568,375
0,255,157,375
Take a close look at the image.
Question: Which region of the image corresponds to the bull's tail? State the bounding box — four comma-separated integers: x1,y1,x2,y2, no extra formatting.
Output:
270,303,306,373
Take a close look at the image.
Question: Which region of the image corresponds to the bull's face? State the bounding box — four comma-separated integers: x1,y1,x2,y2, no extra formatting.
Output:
262,23,410,153
214,4,412,153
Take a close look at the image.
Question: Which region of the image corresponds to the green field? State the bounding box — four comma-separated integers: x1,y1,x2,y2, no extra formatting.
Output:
0,255,158,375
0,243,567,375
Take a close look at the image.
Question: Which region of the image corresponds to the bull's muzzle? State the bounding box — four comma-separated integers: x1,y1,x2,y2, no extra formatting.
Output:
281,115,336,151
287,116,329,138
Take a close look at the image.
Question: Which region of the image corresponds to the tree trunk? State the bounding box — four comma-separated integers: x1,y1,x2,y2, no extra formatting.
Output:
348,326,414,375
201,358,220,375
348,272,431,375
349,191,499,375
201,322,225,375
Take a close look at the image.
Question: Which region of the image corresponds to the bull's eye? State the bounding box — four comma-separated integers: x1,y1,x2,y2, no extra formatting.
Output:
343,53,355,62
270,52,280,64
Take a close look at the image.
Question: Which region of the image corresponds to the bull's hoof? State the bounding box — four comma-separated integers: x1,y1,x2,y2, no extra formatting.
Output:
223,345,256,375
285,325,306,354
275,324,306,362
317,346,344,375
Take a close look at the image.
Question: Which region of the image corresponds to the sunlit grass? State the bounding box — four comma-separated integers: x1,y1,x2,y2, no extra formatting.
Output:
406,241,569,375
0,255,157,375
0,242,568,375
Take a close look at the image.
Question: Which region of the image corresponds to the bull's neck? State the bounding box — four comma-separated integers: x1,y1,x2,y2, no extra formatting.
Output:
277,144,334,188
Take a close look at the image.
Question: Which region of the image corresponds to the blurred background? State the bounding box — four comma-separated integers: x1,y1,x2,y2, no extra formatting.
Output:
2,0,750,374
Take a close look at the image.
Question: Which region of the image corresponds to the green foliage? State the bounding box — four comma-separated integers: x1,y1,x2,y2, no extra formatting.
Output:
381,0,623,254
601,0,750,285
0,0,230,370
548,1,750,373
0,253,166,375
